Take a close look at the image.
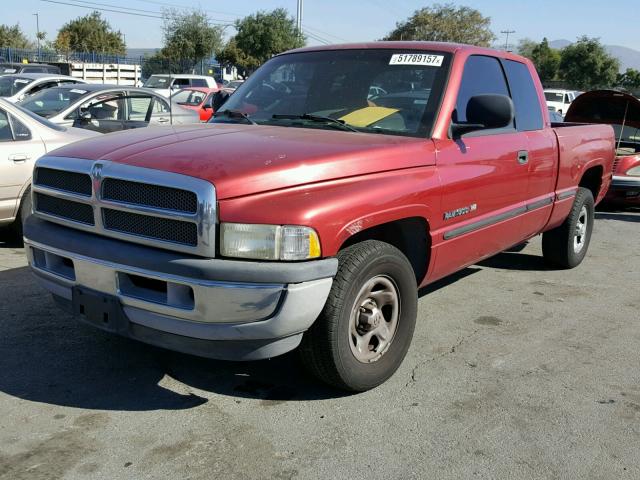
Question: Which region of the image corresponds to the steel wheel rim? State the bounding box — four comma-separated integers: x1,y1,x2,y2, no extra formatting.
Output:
573,205,588,253
349,275,400,363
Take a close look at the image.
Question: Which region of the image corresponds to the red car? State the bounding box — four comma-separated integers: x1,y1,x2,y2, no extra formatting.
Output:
565,90,640,207
25,42,614,391
171,87,219,122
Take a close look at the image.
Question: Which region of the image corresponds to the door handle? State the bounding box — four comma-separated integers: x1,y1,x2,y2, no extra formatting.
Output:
9,154,30,163
517,150,529,165
157,117,170,124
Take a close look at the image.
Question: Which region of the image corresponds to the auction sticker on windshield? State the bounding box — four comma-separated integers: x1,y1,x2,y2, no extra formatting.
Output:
389,54,444,66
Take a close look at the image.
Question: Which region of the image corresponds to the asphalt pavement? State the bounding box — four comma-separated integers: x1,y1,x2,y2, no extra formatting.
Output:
0,209,638,480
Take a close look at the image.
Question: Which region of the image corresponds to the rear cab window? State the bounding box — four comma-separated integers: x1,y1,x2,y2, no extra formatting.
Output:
503,60,543,131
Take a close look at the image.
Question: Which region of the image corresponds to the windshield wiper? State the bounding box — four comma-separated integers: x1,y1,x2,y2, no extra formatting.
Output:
272,113,359,132
213,109,257,125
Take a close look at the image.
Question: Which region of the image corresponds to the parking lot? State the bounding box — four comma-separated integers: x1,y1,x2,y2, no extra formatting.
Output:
0,209,638,480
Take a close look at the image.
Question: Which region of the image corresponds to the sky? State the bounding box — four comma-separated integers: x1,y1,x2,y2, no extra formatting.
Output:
5,0,640,52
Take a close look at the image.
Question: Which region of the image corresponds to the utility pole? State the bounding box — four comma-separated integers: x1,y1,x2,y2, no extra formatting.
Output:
33,13,40,61
501,29,515,52
296,0,303,38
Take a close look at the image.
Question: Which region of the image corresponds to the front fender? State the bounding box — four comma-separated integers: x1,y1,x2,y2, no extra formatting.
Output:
218,167,441,257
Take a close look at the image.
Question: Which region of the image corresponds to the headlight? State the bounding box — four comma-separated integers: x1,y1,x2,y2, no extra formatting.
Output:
626,166,640,176
220,223,321,261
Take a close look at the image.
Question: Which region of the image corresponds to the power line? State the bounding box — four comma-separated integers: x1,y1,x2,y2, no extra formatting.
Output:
303,24,348,43
501,29,516,51
41,0,164,18
131,0,243,18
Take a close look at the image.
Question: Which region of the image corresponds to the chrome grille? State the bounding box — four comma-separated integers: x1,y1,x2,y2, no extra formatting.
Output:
34,193,95,225
34,167,92,196
102,178,198,213
103,209,198,246
32,157,217,257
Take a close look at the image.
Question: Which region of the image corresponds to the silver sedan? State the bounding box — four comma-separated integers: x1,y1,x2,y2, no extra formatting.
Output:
17,84,200,134
0,98,99,236
0,73,87,103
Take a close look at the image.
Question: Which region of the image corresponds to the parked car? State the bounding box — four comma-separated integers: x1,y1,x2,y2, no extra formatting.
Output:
171,87,219,122
0,98,98,238
23,42,614,391
544,89,578,115
0,74,87,103
143,74,217,97
565,89,640,207
0,62,61,75
17,84,199,134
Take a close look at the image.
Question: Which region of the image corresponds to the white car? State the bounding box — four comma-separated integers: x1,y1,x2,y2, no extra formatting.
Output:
143,74,217,97
544,89,579,116
0,98,99,237
0,74,87,103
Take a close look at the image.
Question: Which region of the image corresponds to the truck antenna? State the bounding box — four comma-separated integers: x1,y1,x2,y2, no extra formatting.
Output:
616,100,629,153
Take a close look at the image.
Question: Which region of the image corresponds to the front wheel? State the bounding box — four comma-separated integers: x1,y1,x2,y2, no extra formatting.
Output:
542,187,594,268
299,240,418,392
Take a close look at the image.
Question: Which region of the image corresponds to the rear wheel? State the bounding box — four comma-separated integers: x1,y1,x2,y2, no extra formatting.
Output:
299,240,418,392
542,187,594,268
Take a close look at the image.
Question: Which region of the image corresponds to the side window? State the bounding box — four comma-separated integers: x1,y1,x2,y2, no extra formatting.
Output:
10,114,32,141
172,78,191,88
81,94,125,120
127,94,153,121
153,97,170,114
564,94,571,104
28,81,57,96
191,79,207,87
455,55,510,124
0,109,13,142
503,60,543,131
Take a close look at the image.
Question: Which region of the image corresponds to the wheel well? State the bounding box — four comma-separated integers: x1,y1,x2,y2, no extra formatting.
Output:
579,166,603,200
340,217,430,284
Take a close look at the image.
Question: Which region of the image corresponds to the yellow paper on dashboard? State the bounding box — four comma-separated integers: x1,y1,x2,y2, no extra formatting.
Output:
339,107,399,127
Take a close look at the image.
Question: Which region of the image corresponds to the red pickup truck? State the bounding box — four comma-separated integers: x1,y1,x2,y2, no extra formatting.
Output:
24,43,614,391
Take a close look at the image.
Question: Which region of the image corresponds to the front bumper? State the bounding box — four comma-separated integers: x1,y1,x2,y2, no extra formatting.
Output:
604,175,640,205
24,216,337,360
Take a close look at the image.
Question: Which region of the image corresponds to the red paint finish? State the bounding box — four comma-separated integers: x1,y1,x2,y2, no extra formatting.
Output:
48,42,616,286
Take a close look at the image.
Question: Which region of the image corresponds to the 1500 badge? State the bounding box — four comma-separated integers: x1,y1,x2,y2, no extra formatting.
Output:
444,203,477,220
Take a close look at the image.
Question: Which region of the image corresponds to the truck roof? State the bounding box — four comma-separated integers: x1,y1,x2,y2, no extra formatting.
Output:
282,41,529,63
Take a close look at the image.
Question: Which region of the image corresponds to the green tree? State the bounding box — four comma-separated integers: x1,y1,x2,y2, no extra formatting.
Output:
616,68,640,90
218,8,305,75
559,36,619,90
517,38,537,59
160,9,224,70
530,38,561,82
54,11,125,55
383,3,495,47
0,24,33,49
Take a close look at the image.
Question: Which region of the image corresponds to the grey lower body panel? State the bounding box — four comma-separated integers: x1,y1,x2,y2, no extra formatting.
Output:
24,217,337,361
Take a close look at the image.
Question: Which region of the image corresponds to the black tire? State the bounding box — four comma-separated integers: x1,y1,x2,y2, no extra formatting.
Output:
299,240,418,392
10,187,31,242
542,187,594,269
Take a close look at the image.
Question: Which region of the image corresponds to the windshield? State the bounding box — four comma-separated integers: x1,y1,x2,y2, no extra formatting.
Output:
211,49,451,137
18,87,88,118
0,76,34,97
144,76,170,88
545,92,564,102
172,89,206,105
9,102,67,131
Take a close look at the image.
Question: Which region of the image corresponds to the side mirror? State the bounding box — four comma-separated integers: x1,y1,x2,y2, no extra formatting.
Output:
451,94,514,138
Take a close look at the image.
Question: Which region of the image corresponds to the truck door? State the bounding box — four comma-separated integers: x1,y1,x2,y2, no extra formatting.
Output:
502,59,557,238
0,108,44,223
432,55,531,278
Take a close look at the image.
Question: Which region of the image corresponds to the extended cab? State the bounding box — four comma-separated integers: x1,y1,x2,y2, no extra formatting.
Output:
23,43,614,391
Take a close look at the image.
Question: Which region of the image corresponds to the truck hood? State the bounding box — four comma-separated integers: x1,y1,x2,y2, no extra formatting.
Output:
48,124,435,199
565,90,640,131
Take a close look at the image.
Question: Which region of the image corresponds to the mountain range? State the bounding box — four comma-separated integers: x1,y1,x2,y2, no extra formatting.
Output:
549,40,640,72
